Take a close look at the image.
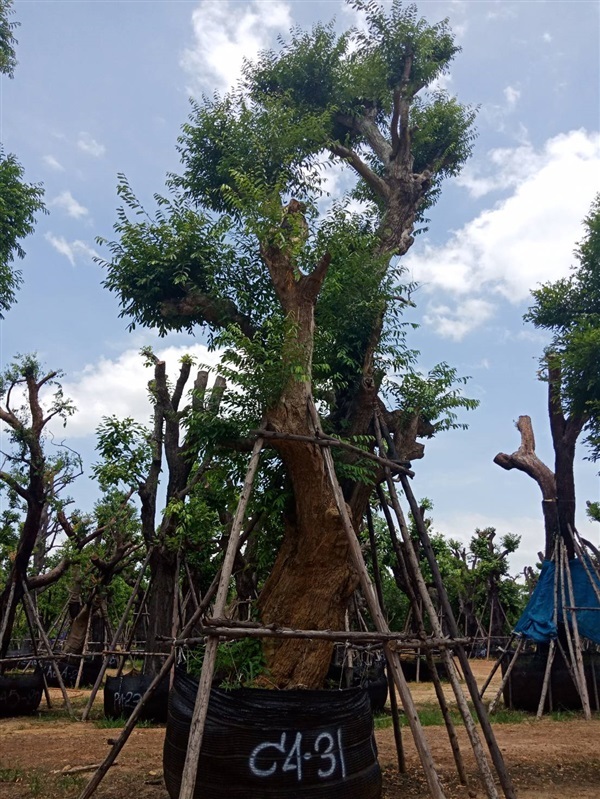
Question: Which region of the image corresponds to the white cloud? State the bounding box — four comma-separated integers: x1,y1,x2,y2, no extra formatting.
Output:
43,155,64,171
45,233,99,266
405,129,600,338
51,190,89,219
181,0,292,93
423,299,495,341
77,132,106,158
60,344,223,438
542,32,553,43
503,85,520,109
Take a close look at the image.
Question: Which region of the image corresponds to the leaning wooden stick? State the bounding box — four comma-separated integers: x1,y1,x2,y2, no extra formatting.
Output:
561,539,591,719
487,638,524,714
177,436,264,799
309,401,448,799
376,486,467,786
81,547,153,721
21,582,75,719
479,634,515,700
366,504,405,774
536,538,561,718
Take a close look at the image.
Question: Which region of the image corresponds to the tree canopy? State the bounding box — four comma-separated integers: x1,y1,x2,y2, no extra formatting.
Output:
0,0,45,317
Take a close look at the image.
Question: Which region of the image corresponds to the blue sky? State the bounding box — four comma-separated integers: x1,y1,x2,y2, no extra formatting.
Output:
2,0,599,573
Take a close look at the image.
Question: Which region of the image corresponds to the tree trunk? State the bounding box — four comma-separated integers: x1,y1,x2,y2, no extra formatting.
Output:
145,547,178,675
494,415,560,559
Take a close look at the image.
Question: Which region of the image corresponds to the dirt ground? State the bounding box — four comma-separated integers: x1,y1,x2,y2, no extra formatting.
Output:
1,660,600,799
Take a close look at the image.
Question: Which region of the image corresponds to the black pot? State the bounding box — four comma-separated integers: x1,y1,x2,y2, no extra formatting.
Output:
501,650,600,712
41,655,103,688
163,669,382,798
399,656,448,682
0,671,43,717
104,673,169,722
326,661,388,713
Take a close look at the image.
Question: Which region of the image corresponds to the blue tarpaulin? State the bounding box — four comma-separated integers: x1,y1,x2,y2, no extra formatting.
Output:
514,558,600,644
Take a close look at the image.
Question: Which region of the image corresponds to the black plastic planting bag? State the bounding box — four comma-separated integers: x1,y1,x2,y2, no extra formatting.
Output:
41,655,102,688
104,673,169,722
0,671,43,717
163,669,382,798
502,650,600,712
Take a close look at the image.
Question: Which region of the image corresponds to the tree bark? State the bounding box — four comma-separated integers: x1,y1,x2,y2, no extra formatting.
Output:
494,415,559,559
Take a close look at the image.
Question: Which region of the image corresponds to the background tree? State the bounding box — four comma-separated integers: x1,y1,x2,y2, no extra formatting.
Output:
0,356,130,658
495,196,600,558
99,0,477,688
0,0,45,317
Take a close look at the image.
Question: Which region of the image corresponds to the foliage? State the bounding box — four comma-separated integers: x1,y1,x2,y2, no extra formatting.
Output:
0,1,46,316
186,637,267,689
0,0,17,78
525,194,600,465
0,151,45,318
98,0,479,450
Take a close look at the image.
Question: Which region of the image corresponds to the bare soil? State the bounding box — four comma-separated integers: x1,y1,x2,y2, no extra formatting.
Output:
1,660,599,798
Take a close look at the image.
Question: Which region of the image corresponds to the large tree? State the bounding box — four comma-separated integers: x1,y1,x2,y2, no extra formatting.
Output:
99,0,477,688
495,195,600,558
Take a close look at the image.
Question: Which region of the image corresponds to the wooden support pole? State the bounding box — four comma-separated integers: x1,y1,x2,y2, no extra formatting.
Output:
0,576,16,653
21,582,75,718
366,505,406,774
397,469,517,799
376,483,468,785
567,526,600,607
479,634,515,700
75,605,94,690
252,428,413,476
82,548,153,721
77,568,223,799
536,641,556,719
309,403,448,799
177,436,264,799
487,638,524,714
116,583,151,679
384,473,499,798
21,590,53,709
374,419,500,799
561,539,591,719
170,625,467,647
536,539,561,719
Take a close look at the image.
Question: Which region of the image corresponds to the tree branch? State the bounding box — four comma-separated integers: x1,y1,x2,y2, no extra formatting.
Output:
329,142,390,200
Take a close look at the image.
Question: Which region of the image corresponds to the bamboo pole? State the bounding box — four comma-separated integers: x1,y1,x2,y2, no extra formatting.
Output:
177,436,264,799
21,582,75,718
82,548,153,721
